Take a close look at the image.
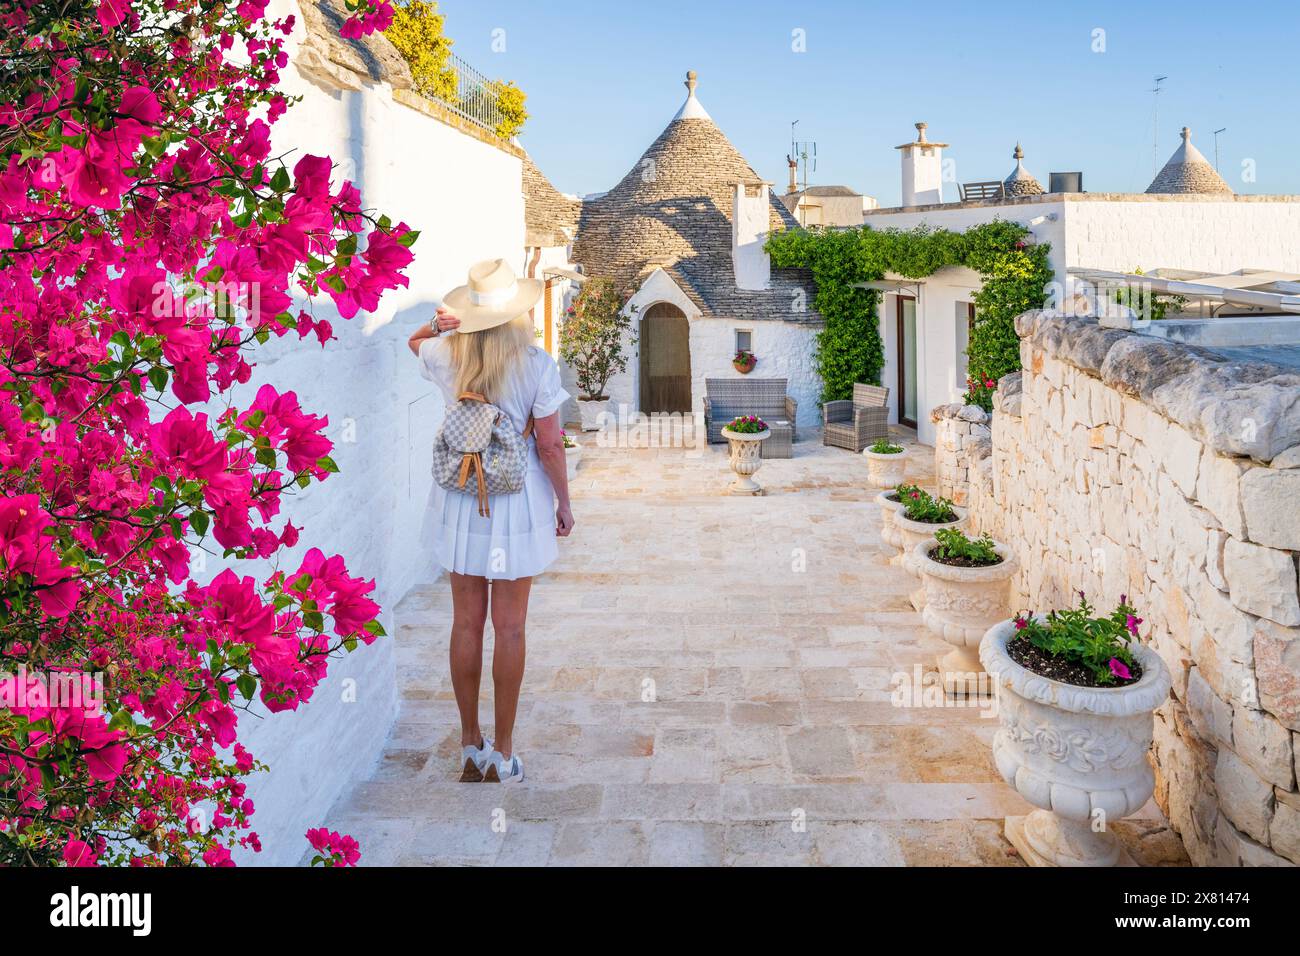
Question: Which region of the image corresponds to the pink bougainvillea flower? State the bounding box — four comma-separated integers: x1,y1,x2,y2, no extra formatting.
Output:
63,839,99,867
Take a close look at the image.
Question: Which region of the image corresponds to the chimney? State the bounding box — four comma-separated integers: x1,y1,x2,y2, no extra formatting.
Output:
732,181,771,291
895,121,948,207
786,154,798,194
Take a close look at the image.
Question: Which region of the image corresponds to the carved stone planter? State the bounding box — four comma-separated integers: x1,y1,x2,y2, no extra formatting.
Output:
980,618,1172,867
720,427,770,496
863,448,908,489
578,397,610,432
913,539,1016,696
564,441,582,479
874,489,908,551
893,508,967,611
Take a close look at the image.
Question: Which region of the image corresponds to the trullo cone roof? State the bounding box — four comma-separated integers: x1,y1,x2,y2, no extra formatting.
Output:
572,71,816,321
1146,127,1233,195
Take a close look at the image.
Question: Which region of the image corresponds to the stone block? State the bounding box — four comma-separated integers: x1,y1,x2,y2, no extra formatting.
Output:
1223,538,1300,626
1206,529,1228,592
1195,450,1248,538
1240,467,1300,551
1186,666,1233,745
1269,789,1300,864
1164,423,1202,497
1232,706,1296,789
1215,813,1293,866
1254,618,1300,732
1214,748,1274,843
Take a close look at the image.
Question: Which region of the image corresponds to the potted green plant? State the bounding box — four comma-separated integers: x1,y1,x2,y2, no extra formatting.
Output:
979,595,1172,867
558,277,634,431
913,528,1016,695
733,349,757,374
892,486,967,610
562,429,581,479
719,415,770,495
863,438,907,488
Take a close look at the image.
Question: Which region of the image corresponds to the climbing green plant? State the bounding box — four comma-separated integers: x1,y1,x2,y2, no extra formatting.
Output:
766,221,1053,403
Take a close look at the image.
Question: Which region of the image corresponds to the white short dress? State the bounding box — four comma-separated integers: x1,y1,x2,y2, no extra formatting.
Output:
418,337,570,581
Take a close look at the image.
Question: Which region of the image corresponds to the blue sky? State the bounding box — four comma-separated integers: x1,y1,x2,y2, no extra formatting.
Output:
434,0,1299,204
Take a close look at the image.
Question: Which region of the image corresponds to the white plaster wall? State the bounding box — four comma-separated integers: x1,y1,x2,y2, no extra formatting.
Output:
1062,199,1300,274
606,270,821,431
732,186,772,290
876,268,982,446
862,196,1300,447
224,0,525,865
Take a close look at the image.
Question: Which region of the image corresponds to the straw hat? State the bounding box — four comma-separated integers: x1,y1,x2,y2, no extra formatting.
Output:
442,258,544,332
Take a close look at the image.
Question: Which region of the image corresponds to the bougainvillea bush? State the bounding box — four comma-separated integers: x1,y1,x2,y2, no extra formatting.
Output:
0,0,407,866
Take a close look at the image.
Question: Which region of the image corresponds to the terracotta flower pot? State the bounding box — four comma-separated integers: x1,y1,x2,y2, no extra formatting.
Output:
980,618,1172,867
720,427,770,495
912,538,1016,695
733,355,756,374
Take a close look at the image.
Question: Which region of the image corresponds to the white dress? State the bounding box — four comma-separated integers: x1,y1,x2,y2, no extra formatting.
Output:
418,337,570,580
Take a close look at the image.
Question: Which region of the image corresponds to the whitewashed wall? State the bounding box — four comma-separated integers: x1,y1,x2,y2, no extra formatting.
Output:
222,1,525,865
863,195,1300,446
605,269,821,432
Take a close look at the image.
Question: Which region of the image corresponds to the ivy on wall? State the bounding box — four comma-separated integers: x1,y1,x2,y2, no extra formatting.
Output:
766,220,1053,403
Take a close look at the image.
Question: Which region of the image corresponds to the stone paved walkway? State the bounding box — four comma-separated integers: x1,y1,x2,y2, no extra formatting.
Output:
318,429,1187,866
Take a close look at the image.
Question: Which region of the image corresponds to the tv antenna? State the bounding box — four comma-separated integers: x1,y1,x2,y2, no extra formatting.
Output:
1212,127,1227,171
1151,75,1167,177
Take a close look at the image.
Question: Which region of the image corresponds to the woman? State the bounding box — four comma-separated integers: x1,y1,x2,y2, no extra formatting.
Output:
408,259,575,784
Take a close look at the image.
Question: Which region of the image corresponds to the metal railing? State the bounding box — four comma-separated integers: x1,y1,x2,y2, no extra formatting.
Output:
436,53,506,137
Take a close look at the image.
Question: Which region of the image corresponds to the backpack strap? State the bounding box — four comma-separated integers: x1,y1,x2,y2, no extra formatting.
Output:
458,390,536,440
456,451,490,518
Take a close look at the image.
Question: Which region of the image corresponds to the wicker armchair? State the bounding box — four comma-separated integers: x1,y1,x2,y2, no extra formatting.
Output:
703,377,798,458
822,383,889,452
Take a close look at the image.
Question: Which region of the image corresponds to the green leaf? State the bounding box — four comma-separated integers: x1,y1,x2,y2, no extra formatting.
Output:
236,674,257,701
189,510,210,537
316,455,339,474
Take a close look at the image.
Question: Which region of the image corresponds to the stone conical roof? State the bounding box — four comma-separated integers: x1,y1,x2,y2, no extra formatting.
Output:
1003,143,1044,197
572,72,815,321
1146,127,1233,195
522,152,580,247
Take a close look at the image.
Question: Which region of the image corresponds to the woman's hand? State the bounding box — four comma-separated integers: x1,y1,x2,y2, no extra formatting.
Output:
556,504,575,537
433,307,460,333
407,308,460,356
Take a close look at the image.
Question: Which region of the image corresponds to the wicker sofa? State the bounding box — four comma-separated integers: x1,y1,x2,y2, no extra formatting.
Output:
822,383,890,452
703,378,798,458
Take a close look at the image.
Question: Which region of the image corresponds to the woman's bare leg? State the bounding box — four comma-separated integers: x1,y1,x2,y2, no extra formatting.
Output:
449,572,489,748
489,576,533,758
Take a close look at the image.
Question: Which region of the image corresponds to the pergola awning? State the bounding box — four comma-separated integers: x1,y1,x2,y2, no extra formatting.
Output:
1068,267,1300,316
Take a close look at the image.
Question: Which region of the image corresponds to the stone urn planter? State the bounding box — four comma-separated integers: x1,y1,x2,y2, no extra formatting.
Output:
577,397,610,432
863,447,908,489
564,439,582,479
979,619,1172,867
720,426,770,495
874,489,908,551
912,538,1016,696
893,507,967,611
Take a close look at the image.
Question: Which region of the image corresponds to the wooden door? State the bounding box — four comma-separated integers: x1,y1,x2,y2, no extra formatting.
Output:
639,303,692,414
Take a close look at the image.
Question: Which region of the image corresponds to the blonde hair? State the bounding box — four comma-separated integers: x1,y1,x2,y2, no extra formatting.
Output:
448,315,534,402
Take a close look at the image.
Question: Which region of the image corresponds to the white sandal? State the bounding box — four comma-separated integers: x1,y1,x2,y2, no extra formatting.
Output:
483,751,524,784
459,737,492,783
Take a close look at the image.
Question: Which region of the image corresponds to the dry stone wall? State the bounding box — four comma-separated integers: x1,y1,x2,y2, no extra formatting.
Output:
959,308,1300,866
930,403,991,506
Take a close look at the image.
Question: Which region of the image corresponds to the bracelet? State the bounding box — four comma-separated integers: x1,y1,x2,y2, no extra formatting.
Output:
428,317,439,335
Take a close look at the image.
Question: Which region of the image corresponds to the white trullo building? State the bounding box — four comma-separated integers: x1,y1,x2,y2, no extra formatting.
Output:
568,71,823,427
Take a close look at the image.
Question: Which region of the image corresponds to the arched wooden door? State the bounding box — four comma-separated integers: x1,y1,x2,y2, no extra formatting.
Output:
639,302,691,414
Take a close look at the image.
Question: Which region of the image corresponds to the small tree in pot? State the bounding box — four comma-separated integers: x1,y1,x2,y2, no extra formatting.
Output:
559,277,635,431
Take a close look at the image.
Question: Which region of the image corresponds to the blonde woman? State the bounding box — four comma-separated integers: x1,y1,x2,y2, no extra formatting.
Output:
408,259,574,784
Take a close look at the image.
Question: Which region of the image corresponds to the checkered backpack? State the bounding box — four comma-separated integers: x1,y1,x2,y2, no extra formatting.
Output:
432,391,533,518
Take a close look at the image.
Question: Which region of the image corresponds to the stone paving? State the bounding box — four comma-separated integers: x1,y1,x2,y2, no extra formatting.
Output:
317,428,1188,866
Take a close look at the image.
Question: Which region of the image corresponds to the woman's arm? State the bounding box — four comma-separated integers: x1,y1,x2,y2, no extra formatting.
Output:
407,307,460,356
532,411,574,537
